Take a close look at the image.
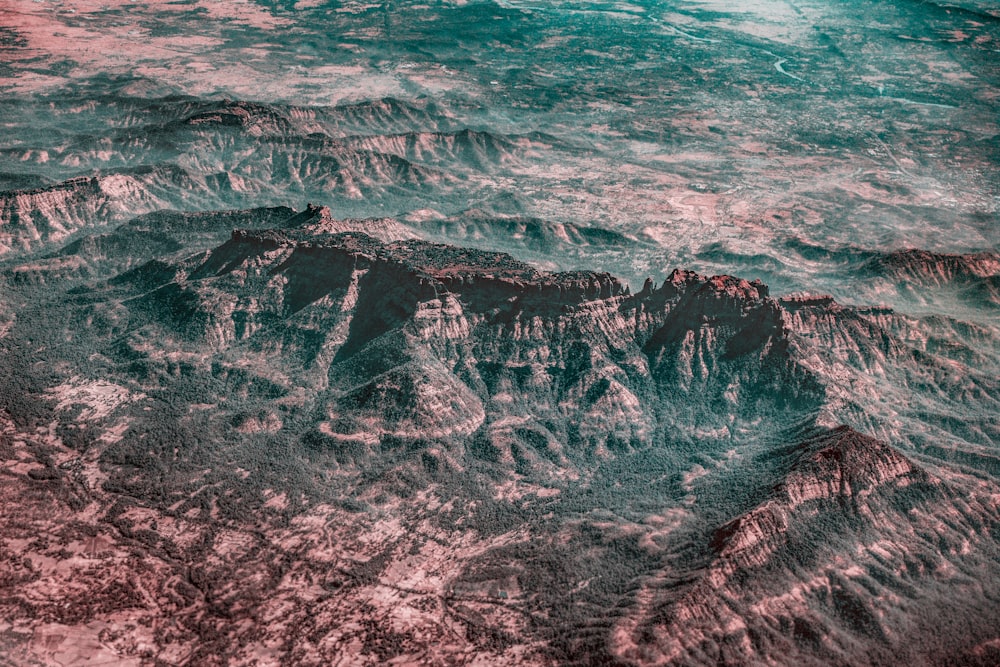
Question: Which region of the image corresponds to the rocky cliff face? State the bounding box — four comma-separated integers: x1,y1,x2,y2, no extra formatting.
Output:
864,249,1000,311
107,220,823,470
869,249,1000,285
0,177,110,254
777,292,1000,452
611,426,1000,667
84,211,997,471
2,207,999,666
2,0,998,658
0,166,225,256
4,206,297,285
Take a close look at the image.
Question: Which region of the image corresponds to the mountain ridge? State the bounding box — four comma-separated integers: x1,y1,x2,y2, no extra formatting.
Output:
1,207,998,666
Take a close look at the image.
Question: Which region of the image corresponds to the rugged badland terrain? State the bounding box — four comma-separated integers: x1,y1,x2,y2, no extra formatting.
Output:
1,0,998,665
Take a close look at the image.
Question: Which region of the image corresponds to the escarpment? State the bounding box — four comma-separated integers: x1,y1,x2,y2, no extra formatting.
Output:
612,426,1000,667
107,217,826,465
0,167,227,256
3,1,999,660
64,209,997,469
870,249,1000,285
3,203,999,667
863,249,1000,310
710,428,931,571
0,177,109,254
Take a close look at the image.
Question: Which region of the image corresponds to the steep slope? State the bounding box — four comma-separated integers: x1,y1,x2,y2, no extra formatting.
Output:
775,240,1000,315
106,223,823,472
95,218,999,472
2,0,999,660
866,249,1000,311
4,206,297,284
340,129,529,171
779,294,1000,451
1,215,999,665
869,249,1000,286
611,426,1000,666
0,177,111,255
0,96,499,260
0,166,229,256
412,209,633,254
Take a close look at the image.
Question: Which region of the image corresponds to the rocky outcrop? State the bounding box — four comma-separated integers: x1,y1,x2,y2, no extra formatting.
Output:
0,167,216,256
5,206,297,284
777,292,1000,447
612,426,1000,667
110,221,823,466
284,203,418,242
711,428,928,570
223,135,457,199
324,97,453,137
4,204,999,667
409,209,634,263
869,248,1000,285
0,177,108,255
863,249,1000,309
181,100,299,137
78,212,1000,470
154,96,448,139
0,97,465,259
778,426,924,506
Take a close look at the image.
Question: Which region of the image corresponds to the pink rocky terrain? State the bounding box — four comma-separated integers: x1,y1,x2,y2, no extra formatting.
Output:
0,0,997,662
0,210,997,664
